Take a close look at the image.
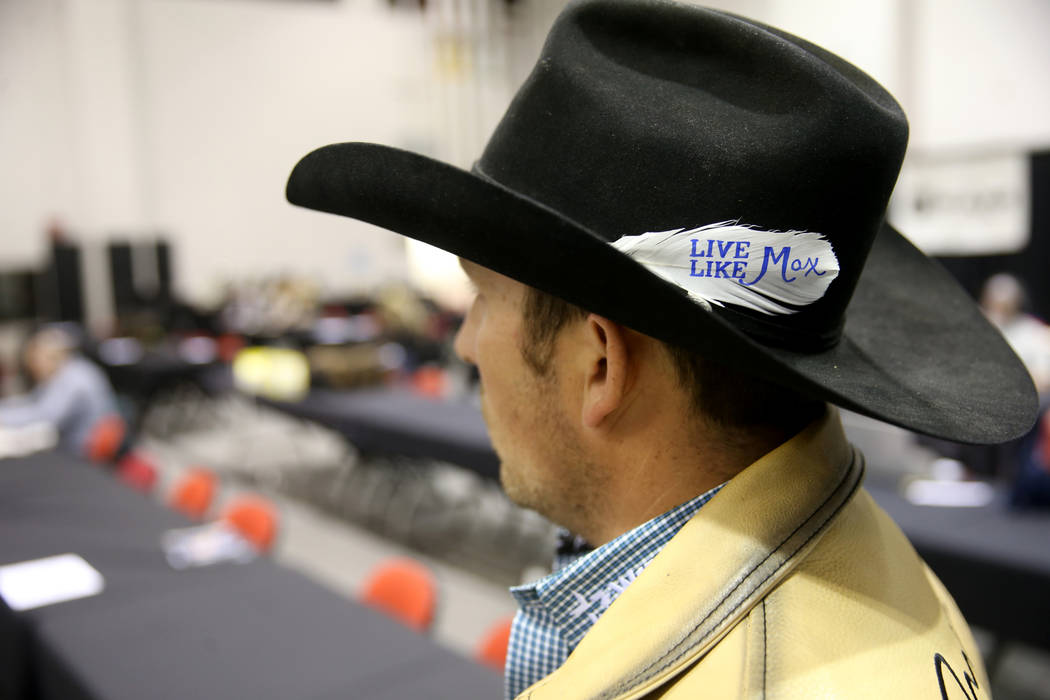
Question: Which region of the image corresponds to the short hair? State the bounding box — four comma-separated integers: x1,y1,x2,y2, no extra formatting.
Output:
520,286,822,432
30,327,76,354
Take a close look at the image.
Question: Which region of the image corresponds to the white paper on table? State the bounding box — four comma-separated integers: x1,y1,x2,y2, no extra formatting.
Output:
161,522,257,570
0,553,105,611
0,422,58,459
903,479,996,508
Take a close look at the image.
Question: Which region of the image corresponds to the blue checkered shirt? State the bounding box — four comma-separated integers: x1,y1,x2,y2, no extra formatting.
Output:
504,483,725,699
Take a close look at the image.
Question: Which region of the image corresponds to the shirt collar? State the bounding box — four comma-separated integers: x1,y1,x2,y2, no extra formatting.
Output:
510,483,725,651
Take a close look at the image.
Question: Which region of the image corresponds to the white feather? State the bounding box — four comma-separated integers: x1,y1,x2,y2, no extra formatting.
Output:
611,222,840,315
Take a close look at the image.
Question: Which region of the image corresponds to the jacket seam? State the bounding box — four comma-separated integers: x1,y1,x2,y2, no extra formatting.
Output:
618,450,862,692
761,599,767,699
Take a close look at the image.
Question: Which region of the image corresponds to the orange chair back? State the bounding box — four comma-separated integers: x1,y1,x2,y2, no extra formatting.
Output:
360,559,437,632
116,453,158,493
476,617,513,671
222,496,279,552
169,468,217,520
411,366,447,399
1037,410,1050,468
217,333,246,363
85,414,126,462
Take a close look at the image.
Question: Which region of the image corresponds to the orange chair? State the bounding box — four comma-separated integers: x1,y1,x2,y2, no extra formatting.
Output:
1038,410,1050,468
115,453,158,493
221,495,279,553
85,414,126,462
169,467,218,520
411,366,447,399
360,558,437,633
217,333,246,363
476,617,514,671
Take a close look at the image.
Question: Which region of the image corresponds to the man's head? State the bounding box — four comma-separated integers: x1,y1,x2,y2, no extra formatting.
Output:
455,258,822,542
980,273,1026,326
454,260,604,537
24,328,74,384
519,284,823,437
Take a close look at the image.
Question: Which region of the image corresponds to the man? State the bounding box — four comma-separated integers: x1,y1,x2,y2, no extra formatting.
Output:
0,327,119,456
981,273,1050,397
286,0,1036,696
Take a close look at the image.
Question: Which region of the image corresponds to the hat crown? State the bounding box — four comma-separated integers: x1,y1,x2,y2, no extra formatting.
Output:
478,0,908,348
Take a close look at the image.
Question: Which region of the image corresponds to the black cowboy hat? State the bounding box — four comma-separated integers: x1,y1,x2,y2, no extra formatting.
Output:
286,0,1036,444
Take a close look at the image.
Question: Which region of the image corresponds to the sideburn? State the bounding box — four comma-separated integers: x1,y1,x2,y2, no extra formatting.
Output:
520,286,586,377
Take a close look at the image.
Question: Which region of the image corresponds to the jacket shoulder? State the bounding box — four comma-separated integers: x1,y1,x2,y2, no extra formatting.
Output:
660,489,990,699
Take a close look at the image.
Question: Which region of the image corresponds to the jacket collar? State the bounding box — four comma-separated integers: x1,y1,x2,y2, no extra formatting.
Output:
519,407,863,700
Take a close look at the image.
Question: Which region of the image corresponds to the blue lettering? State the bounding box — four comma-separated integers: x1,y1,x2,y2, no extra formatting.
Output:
690,239,715,257
690,259,714,278
734,241,750,259
802,257,825,277
688,239,718,258
713,260,732,277
732,260,747,278
716,239,735,258
740,245,795,286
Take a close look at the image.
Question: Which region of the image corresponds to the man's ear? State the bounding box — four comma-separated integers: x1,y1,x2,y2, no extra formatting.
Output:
581,314,632,429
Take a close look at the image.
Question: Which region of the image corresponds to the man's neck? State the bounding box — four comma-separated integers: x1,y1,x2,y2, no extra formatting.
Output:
575,418,804,547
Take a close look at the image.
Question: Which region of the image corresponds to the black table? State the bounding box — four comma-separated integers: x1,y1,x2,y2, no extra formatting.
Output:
97,352,221,400
867,482,1050,652
93,351,227,435
262,389,500,481
0,452,501,700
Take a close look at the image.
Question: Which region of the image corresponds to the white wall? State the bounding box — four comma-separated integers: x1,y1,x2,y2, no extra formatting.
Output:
697,0,1050,151
0,0,74,266
2,0,1049,314
910,0,1050,151
2,0,439,309
137,0,433,304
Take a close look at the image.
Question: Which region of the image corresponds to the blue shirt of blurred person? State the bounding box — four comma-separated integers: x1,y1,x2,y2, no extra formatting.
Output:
0,330,118,455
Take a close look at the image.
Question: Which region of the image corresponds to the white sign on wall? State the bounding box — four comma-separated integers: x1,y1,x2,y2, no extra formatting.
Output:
888,151,1030,256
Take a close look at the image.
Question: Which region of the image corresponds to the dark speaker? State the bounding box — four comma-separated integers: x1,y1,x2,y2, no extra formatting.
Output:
0,270,37,321
108,239,173,313
38,242,84,323
156,240,172,304
108,242,137,313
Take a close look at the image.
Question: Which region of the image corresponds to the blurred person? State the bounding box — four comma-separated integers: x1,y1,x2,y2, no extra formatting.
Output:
982,274,1050,507
0,327,119,455
286,0,1036,696
1010,408,1050,509
981,272,1050,396
915,272,1049,477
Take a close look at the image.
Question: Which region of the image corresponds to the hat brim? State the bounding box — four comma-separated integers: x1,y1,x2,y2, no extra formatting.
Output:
287,142,1037,444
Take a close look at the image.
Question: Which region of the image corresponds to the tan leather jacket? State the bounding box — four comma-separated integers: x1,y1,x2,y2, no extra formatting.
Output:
517,409,989,699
